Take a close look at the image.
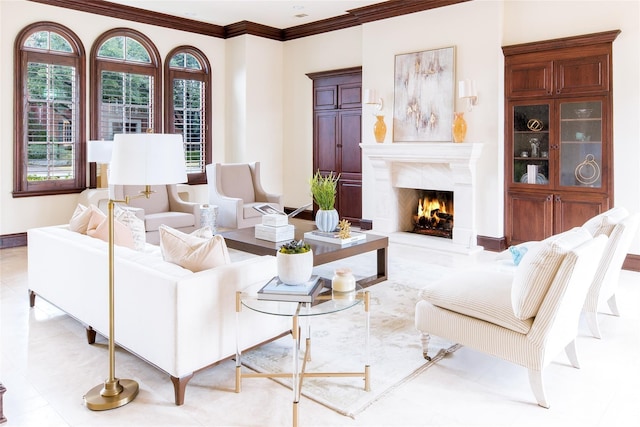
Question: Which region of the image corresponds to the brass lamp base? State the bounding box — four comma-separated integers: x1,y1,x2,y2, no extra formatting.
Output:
84,379,139,411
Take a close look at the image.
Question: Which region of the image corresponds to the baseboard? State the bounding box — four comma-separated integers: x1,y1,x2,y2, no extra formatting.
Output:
622,254,640,272
0,232,27,249
476,235,507,252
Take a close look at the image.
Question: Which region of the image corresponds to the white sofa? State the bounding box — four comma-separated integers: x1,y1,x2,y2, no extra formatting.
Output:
27,225,288,405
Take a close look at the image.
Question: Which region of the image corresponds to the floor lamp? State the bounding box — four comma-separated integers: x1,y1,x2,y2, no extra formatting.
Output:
84,133,187,410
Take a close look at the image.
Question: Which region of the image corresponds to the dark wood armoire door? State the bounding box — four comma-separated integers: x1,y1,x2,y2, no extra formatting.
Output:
307,67,362,226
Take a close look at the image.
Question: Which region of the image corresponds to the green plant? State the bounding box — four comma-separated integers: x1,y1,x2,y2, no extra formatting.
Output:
279,240,311,254
310,170,340,210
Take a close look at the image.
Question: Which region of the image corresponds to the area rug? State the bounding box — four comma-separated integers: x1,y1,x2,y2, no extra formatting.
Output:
240,280,461,418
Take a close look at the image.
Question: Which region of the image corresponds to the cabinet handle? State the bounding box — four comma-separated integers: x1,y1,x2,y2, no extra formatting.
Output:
555,195,561,202
546,195,553,202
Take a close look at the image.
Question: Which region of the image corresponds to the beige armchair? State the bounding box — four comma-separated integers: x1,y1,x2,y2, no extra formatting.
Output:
581,207,640,338
206,162,283,229
415,230,607,408
102,185,201,244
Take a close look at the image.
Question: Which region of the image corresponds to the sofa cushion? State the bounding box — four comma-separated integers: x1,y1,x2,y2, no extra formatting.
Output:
511,227,592,320
69,203,93,234
145,212,195,232
86,206,135,249
419,270,533,333
159,225,231,272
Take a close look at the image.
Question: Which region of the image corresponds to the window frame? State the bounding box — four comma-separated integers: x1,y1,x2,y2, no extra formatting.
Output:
89,28,162,187
164,46,212,185
13,21,86,197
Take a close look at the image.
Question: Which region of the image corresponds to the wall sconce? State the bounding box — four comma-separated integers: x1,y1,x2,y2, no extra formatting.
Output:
458,79,478,112
363,88,383,111
87,140,113,188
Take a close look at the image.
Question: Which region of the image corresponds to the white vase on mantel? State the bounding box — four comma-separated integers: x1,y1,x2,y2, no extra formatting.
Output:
315,208,339,233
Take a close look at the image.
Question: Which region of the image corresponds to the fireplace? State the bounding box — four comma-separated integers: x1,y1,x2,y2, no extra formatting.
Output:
411,190,454,238
361,142,483,253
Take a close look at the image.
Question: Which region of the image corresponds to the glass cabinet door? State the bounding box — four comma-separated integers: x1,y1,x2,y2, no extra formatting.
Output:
512,104,550,185
559,101,603,188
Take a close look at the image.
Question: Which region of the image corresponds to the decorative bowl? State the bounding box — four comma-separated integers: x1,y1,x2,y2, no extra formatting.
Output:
574,108,593,118
520,173,549,184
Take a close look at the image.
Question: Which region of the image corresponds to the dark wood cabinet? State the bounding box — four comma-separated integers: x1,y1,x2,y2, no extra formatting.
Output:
307,67,362,226
503,30,619,245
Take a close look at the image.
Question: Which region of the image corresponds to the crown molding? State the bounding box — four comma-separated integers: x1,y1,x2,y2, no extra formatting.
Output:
28,0,470,41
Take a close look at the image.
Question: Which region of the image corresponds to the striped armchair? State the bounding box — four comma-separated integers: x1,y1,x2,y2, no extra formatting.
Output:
581,208,640,338
415,230,607,408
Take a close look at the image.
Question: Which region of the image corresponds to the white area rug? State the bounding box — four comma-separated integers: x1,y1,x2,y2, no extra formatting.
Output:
240,280,460,418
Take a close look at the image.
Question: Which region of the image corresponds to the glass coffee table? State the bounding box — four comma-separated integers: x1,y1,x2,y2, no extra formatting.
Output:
235,281,370,427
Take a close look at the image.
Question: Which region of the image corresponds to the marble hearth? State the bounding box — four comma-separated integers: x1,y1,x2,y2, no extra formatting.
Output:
361,142,484,253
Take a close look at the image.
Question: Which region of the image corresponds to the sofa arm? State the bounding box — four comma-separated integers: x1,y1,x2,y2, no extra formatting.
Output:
167,185,202,227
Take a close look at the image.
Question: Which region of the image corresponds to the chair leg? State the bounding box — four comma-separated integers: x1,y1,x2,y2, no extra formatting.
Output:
585,311,602,339
564,340,580,369
527,369,549,409
420,332,431,361
607,295,620,316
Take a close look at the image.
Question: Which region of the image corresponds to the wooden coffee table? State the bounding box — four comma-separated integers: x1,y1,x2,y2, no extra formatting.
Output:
220,219,388,287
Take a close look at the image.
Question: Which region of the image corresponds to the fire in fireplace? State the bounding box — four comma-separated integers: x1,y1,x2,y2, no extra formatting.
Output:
412,190,454,239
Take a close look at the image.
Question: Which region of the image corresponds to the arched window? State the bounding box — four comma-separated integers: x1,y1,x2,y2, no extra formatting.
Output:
165,46,211,185
13,22,85,197
90,28,161,186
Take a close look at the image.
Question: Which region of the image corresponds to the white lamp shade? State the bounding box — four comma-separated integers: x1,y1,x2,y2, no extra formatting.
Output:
87,140,113,163
458,79,477,98
363,89,377,104
109,133,187,185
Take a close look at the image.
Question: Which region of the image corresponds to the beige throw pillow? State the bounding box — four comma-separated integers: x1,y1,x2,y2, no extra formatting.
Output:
114,205,146,251
86,206,135,249
511,227,592,320
159,225,230,272
69,203,93,234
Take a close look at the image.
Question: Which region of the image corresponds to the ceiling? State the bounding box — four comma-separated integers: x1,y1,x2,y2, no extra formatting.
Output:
105,1,389,29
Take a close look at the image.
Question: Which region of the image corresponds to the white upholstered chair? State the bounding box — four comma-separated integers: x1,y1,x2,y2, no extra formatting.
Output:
581,207,640,338
103,184,201,244
415,230,607,408
205,162,283,229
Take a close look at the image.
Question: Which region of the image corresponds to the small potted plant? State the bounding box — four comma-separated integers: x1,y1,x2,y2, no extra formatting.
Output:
277,240,313,285
310,170,340,232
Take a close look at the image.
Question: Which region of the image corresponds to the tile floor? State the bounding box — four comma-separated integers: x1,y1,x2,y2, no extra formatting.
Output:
1,242,639,426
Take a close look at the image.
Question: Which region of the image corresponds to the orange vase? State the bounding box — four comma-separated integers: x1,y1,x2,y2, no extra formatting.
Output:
373,115,387,143
452,112,467,143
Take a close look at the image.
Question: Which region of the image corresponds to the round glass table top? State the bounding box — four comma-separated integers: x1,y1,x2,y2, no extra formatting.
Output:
240,280,364,317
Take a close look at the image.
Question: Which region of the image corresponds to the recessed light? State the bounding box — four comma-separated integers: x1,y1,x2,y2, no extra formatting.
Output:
292,5,305,10
294,13,309,19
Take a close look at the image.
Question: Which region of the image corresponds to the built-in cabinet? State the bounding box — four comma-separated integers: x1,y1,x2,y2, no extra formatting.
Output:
503,30,620,245
307,67,362,226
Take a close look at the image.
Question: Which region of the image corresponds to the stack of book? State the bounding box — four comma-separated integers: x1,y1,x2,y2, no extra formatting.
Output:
303,230,366,245
257,275,324,302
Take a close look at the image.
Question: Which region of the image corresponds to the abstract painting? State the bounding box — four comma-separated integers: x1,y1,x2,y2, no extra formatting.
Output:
393,46,455,142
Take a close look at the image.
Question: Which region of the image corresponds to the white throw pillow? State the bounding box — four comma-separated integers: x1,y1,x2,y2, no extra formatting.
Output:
511,227,592,320
69,203,93,234
86,206,135,249
582,207,628,236
159,225,230,273
114,205,146,251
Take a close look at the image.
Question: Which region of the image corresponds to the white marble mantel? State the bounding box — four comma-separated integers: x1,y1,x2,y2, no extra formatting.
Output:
361,142,484,252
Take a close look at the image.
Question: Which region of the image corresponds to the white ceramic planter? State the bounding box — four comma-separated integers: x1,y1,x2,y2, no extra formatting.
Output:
315,209,339,232
276,250,313,285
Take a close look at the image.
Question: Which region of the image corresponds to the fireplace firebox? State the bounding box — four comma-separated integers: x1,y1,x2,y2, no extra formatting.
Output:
411,190,454,238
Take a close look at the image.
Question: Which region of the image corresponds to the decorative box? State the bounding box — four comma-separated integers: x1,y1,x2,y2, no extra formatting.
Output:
262,213,288,227
255,224,295,242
